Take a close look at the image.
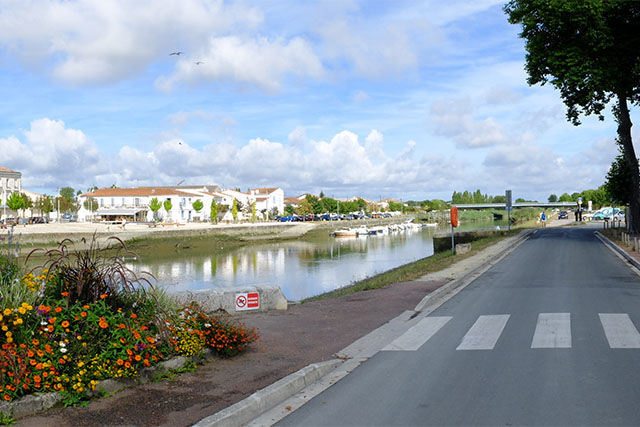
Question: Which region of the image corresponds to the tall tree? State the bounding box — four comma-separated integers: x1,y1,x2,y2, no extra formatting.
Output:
505,0,640,232
548,194,558,203
59,187,75,202
605,150,634,205
20,193,33,219
210,199,218,223
232,199,238,222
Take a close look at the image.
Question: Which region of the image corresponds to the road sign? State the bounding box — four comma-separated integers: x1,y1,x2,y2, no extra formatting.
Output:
506,190,512,212
235,292,260,311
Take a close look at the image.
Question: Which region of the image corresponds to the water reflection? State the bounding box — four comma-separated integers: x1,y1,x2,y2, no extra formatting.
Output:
129,227,437,301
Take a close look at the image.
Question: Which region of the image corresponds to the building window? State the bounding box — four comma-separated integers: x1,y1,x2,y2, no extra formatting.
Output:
134,198,140,207
111,198,115,206
100,199,104,207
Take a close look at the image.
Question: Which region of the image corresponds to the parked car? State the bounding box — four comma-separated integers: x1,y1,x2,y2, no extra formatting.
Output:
29,216,48,224
558,210,568,219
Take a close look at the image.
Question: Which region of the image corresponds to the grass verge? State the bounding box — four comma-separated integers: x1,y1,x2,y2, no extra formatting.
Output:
303,228,524,303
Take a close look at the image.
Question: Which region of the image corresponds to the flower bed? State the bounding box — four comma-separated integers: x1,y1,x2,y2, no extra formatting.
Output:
0,230,258,410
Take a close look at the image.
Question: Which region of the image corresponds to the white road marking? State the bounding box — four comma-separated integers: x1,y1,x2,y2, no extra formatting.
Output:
531,313,571,348
457,314,510,350
599,313,640,349
382,316,452,351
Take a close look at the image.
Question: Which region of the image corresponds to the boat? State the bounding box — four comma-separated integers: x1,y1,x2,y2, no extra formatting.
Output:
424,223,438,227
368,226,387,235
354,226,370,236
333,228,357,237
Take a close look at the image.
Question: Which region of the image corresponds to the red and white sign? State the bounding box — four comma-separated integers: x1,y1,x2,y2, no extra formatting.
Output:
235,292,260,311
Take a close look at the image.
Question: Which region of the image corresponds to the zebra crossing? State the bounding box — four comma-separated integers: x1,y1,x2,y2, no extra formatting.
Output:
382,313,640,352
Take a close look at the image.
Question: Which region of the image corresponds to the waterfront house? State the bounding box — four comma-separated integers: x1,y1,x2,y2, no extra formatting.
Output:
78,185,224,223
0,166,21,221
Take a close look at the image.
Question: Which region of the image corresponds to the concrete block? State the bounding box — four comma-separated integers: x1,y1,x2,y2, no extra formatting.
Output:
0,392,62,419
455,243,472,254
173,286,288,314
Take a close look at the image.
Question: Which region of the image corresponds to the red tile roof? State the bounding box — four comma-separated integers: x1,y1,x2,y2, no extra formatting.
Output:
81,187,195,197
0,167,18,173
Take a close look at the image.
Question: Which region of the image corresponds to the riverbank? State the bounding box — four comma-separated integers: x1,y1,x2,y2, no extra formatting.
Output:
14,227,534,426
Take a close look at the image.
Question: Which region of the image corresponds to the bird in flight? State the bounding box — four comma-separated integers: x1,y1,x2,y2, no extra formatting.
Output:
195,61,204,65
169,52,183,56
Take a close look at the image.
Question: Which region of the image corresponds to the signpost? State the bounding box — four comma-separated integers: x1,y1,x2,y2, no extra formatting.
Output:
450,206,458,255
505,190,512,231
235,292,260,311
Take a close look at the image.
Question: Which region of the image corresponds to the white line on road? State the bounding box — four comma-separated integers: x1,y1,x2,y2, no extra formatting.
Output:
457,314,510,350
599,313,640,349
531,313,571,348
382,316,452,351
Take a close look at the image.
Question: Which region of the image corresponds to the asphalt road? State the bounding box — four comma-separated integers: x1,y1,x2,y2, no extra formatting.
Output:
278,226,640,426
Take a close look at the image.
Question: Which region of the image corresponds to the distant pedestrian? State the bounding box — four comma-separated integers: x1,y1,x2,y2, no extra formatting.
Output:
540,211,546,228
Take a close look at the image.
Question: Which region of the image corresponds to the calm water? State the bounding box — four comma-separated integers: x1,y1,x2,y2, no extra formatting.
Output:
128,219,506,301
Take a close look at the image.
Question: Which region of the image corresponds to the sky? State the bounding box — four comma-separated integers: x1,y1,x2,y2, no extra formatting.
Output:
0,0,635,203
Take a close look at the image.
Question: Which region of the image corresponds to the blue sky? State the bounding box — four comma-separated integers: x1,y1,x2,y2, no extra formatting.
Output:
0,0,634,202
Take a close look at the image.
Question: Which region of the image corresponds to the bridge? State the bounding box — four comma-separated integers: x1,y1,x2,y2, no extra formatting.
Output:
452,202,578,210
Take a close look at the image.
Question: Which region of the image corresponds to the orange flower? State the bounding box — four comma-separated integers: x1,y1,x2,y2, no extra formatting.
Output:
58,358,66,364
33,375,41,383
61,292,69,297
36,349,44,357
116,359,124,366
124,361,131,369
98,317,108,328
55,307,62,313
143,359,150,367
80,312,87,318
4,394,10,401
100,294,108,299
47,325,54,333
48,317,57,324
130,313,137,319
61,321,69,328
27,350,34,358
31,339,39,346
126,349,133,356
83,305,90,309
134,354,142,361
35,363,44,370
45,344,52,353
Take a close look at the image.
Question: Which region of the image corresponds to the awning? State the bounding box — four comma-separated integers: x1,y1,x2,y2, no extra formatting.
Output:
96,208,146,216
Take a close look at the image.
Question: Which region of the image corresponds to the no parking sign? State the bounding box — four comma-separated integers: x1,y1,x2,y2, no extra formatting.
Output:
235,292,260,311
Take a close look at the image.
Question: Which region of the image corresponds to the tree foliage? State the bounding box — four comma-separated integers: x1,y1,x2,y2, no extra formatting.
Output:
163,200,172,219
505,0,640,231
232,199,238,222
59,187,76,202
548,194,558,203
210,199,218,223
6,192,24,216
605,151,635,205
192,199,204,212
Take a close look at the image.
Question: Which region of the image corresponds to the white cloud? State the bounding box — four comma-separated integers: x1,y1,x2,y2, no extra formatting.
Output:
0,0,264,85
0,118,106,190
156,36,323,92
431,98,508,148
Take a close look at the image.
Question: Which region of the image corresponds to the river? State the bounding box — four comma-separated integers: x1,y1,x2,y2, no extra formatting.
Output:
128,219,507,301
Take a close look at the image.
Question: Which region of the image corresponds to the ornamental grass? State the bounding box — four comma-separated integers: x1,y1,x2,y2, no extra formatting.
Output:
0,230,258,404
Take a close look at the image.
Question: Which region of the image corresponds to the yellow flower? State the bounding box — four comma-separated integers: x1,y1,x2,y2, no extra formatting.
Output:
2,309,11,316
17,307,26,315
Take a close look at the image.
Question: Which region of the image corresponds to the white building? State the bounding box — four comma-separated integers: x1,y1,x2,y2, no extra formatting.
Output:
0,166,21,221
78,186,223,223
248,187,284,218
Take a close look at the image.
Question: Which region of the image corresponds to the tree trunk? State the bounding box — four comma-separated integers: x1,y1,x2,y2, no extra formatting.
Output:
617,95,640,234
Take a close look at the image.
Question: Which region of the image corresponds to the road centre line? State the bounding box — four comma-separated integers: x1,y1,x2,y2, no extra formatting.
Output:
599,313,640,349
457,315,510,350
531,313,571,348
382,316,452,351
